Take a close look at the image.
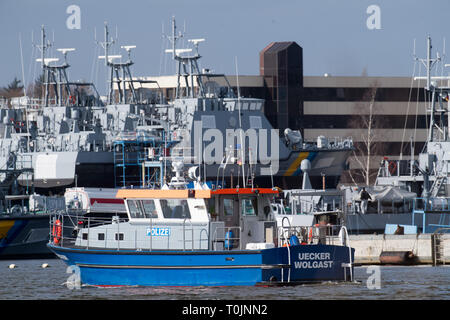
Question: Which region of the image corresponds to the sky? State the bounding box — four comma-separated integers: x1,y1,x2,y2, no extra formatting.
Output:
1,0,449,95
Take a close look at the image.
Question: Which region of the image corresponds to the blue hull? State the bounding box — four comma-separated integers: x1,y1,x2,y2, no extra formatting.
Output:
48,244,354,286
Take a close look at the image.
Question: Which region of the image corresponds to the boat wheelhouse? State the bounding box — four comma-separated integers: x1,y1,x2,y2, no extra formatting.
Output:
48,161,354,286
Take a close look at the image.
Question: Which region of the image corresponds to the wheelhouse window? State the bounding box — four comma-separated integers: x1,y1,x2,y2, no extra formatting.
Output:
127,200,144,219
223,198,234,216
241,198,257,216
141,200,158,218
127,199,158,219
160,199,191,219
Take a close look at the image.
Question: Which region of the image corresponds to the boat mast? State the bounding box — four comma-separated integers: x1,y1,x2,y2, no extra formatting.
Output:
34,26,51,106
415,36,442,142
426,36,436,142
166,17,183,98
97,22,116,104
165,17,206,99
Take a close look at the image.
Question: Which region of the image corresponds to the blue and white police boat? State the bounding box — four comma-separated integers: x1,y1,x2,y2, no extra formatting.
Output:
47,162,354,286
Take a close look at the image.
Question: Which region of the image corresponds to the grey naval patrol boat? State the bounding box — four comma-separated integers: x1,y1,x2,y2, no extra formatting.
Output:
1,21,353,199
0,25,169,195
345,36,450,234
153,17,354,190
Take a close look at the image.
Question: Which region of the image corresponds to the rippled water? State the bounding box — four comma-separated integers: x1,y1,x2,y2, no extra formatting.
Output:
1,259,449,300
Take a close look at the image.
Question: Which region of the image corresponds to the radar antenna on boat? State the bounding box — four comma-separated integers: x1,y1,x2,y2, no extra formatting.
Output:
56,48,76,64
188,38,205,55
168,160,188,189
121,45,136,61
96,22,139,104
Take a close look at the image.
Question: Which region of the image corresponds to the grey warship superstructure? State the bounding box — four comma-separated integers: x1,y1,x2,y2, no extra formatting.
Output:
154,17,354,189
1,21,353,196
0,25,169,194
375,36,450,198
345,36,450,234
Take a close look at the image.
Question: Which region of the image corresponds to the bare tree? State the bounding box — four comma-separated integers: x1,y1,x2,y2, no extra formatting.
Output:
348,80,384,186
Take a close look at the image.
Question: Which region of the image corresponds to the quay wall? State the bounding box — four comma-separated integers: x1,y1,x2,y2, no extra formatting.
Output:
349,234,450,265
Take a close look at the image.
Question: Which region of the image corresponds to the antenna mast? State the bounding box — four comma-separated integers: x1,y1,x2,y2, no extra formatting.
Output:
97,22,115,67
235,56,245,188
35,25,52,73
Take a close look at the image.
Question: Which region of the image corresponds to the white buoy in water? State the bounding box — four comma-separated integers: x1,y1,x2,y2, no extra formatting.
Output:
41,263,49,268
8,264,16,269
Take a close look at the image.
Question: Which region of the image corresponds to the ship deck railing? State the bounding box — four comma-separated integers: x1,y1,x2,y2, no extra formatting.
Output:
277,223,349,247
211,226,242,251
288,136,353,151
50,212,213,252
376,159,419,179
348,198,415,215
49,211,350,252
412,197,450,233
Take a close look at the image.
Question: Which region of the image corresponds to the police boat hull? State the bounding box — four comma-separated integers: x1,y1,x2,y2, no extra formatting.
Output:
47,243,354,286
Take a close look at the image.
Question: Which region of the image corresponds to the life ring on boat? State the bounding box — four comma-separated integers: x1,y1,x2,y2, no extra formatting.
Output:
69,95,76,105
52,219,62,245
388,161,397,175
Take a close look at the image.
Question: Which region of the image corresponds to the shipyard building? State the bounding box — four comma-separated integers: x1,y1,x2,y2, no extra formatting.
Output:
134,41,426,186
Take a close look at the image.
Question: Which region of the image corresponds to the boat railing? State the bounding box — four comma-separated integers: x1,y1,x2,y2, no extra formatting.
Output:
49,212,212,251
292,198,340,215
49,213,128,249
377,159,418,178
183,218,194,251
412,197,450,233
413,197,450,212
211,226,242,250
277,224,348,247
300,136,353,151
348,197,415,215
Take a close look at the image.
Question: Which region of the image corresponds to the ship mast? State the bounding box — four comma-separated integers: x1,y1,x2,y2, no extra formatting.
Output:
34,26,51,106
34,26,75,107
414,36,450,142
97,22,138,104
165,17,206,99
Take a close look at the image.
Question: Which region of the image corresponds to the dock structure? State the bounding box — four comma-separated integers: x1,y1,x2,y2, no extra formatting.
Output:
349,233,450,265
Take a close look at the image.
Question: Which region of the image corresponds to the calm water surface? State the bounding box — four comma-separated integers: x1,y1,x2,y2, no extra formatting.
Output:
1,259,448,300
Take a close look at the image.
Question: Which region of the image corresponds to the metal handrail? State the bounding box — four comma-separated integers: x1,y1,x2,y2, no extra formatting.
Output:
212,226,242,251
277,224,346,246
49,212,213,251
183,218,194,251
412,197,450,232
